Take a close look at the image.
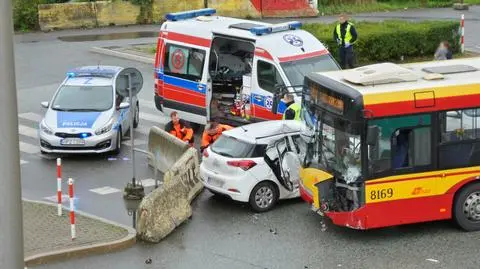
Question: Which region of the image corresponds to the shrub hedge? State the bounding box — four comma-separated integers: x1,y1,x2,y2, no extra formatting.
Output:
302,20,461,64
13,0,69,31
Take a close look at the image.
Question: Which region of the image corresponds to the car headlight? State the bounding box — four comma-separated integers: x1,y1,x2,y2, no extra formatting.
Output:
40,121,53,135
95,119,114,135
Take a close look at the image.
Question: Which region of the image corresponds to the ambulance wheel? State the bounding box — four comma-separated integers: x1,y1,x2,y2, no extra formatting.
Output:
133,101,139,129
112,129,122,155
249,181,279,213
453,182,480,231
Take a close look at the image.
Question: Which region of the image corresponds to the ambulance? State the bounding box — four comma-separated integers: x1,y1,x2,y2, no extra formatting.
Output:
153,8,340,127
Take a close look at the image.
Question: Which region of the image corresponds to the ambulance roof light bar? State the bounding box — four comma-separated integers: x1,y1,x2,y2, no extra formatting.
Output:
165,8,216,21
250,21,302,36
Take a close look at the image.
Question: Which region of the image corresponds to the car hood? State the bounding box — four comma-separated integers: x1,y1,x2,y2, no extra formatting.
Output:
44,109,113,131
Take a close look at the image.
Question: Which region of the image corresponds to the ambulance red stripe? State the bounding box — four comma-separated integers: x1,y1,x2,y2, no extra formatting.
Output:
254,48,275,61
160,31,211,47
278,49,329,63
163,84,206,107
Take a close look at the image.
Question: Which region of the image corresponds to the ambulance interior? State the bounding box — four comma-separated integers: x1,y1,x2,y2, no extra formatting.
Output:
208,36,254,125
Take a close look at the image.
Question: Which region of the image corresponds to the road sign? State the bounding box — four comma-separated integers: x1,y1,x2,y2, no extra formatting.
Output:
115,67,143,98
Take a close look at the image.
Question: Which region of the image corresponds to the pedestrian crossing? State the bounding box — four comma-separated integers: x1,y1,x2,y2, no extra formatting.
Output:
17,98,168,165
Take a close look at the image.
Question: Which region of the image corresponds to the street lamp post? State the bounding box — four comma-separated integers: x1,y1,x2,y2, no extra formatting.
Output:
0,0,25,268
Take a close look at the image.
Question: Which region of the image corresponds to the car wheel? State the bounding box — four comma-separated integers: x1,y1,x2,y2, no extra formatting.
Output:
112,128,122,155
454,182,480,231
249,181,279,213
133,101,139,129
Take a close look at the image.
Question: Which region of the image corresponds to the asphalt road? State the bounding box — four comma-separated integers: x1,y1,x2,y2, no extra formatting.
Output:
14,7,480,269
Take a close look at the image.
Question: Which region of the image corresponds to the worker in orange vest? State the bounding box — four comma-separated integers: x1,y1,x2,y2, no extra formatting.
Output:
201,121,233,152
164,111,194,146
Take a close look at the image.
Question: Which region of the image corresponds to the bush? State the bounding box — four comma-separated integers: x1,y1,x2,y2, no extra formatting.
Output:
13,0,73,31
302,20,460,64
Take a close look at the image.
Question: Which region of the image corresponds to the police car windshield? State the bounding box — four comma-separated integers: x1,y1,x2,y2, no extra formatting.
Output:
52,85,113,112
280,55,340,86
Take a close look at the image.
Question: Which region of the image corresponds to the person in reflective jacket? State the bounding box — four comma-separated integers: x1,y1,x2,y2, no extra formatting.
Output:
201,121,233,152
165,111,194,146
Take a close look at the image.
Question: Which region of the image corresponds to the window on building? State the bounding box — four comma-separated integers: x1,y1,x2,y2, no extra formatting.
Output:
257,60,285,93
163,44,205,81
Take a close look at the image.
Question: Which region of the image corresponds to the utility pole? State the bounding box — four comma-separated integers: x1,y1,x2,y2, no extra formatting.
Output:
0,0,25,268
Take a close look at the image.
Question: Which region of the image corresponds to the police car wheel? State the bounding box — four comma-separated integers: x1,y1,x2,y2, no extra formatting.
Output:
133,102,139,129
113,129,122,155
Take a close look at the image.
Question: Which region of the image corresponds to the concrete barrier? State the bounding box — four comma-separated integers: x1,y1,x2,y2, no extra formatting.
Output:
136,147,203,243
147,126,189,174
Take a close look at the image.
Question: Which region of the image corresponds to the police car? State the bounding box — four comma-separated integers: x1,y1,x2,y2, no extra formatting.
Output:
38,66,140,154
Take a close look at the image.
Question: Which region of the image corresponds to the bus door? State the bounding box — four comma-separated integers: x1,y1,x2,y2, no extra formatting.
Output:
161,41,209,124
251,53,288,121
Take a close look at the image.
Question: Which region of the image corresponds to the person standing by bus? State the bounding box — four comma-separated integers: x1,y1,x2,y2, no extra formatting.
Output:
333,13,358,69
282,94,301,121
165,111,194,146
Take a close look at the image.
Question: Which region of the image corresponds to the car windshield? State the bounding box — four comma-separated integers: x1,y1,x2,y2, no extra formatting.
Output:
302,112,362,183
280,55,340,86
51,85,113,112
210,135,258,158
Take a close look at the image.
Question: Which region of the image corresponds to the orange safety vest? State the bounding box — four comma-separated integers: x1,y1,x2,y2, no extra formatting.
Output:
165,119,194,145
201,124,233,149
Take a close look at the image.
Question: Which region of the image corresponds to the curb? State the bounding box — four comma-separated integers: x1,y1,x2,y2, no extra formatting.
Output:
23,198,136,267
90,46,154,64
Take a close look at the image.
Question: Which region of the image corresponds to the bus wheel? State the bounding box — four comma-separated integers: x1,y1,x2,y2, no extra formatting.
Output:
454,182,480,231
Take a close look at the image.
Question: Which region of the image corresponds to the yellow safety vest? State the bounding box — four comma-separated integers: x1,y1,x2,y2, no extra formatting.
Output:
282,103,301,121
336,22,356,44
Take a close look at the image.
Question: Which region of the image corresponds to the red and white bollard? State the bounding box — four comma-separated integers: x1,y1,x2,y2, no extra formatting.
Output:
56,158,62,216
461,14,465,53
68,178,76,240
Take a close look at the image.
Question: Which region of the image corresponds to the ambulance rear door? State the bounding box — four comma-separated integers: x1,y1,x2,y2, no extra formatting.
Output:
161,38,210,125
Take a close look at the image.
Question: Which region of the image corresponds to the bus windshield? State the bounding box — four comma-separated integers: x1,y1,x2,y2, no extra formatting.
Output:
302,112,362,183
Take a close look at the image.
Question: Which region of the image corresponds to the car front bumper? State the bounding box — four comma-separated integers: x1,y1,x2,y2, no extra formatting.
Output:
39,129,119,154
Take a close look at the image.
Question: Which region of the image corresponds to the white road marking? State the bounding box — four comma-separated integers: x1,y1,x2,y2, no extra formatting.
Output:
426,259,439,263
89,186,121,195
139,112,168,124
18,112,42,123
20,160,28,165
122,139,147,147
19,141,39,154
44,194,70,203
138,178,162,187
18,125,38,139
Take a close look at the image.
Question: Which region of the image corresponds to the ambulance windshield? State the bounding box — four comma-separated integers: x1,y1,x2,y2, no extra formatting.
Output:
280,55,340,86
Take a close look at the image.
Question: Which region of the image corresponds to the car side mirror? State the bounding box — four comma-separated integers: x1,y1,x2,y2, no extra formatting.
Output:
41,101,49,108
119,102,130,109
367,125,379,146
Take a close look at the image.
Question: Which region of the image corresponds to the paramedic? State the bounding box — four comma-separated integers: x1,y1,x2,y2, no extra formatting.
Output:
282,94,301,121
333,13,358,69
201,121,233,152
165,111,194,146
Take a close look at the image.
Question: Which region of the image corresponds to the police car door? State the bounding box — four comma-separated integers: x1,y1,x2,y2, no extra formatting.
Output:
162,42,209,123
252,56,287,120
264,135,301,196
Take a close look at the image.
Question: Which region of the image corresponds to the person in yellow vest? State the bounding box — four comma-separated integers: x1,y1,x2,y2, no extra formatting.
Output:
282,94,301,121
333,13,358,69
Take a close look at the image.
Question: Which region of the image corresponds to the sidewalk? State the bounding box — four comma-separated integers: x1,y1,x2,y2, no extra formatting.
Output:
23,199,136,267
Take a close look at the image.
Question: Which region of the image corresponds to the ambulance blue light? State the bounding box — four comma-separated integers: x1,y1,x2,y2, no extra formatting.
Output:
250,21,302,36
165,8,216,21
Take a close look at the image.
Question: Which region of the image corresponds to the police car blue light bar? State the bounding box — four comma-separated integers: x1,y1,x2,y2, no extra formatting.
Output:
250,21,302,36
66,67,118,78
165,8,216,21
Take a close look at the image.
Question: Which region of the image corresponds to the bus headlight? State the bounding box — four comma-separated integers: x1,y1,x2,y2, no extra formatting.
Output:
95,119,113,135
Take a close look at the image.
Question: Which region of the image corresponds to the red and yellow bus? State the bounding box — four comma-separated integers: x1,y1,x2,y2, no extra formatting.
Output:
296,58,480,231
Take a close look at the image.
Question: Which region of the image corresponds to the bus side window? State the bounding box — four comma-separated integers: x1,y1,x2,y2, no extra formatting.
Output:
439,108,480,169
